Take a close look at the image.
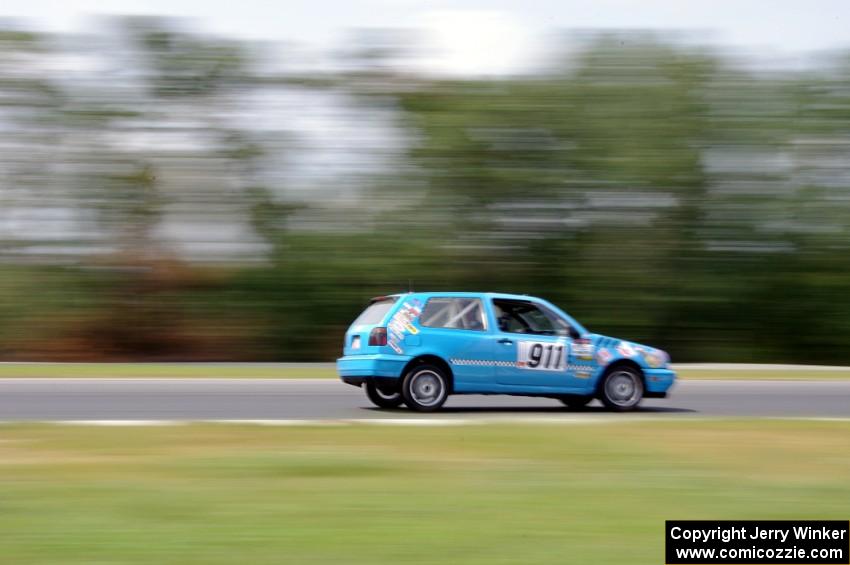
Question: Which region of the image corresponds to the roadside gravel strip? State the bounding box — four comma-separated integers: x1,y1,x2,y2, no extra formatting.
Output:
0,378,847,421
678,363,850,370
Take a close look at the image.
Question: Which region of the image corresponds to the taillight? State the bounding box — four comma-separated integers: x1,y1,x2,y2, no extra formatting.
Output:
368,327,387,346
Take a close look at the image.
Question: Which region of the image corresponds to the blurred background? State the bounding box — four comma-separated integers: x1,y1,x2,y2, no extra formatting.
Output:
1,1,850,363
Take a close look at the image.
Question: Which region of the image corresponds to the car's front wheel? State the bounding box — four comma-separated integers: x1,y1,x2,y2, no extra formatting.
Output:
364,381,404,409
401,364,449,412
599,366,644,411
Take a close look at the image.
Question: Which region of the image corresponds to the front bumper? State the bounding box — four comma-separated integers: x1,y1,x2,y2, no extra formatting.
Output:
643,368,676,397
336,354,410,386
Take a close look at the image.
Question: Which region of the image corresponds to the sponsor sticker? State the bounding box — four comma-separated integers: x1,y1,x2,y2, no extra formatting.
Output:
616,342,637,357
572,339,595,361
386,299,423,353
596,348,613,366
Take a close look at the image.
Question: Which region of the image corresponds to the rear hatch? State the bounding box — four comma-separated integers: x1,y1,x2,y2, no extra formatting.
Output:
343,296,399,356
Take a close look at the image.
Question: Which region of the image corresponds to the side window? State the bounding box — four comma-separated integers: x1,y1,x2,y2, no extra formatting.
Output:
492,299,570,336
420,298,487,331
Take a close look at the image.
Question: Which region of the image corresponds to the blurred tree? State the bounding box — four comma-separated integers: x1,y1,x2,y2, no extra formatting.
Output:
1,22,850,363
366,34,850,362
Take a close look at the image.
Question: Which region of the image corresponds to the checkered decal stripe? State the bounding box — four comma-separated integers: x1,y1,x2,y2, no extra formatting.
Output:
450,359,596,372
450,358,516,367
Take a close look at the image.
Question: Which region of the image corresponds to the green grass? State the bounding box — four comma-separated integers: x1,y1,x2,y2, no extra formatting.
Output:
0,421,848,564
0,363,848,380
676,368,850,380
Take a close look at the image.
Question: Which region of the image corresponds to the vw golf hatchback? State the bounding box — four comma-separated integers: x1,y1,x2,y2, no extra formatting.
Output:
337,292,675,412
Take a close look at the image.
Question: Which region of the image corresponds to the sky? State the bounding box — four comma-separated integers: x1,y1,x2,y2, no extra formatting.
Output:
2,0,849,73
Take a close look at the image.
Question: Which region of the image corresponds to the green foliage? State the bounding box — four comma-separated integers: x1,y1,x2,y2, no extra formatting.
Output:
1,23,850,362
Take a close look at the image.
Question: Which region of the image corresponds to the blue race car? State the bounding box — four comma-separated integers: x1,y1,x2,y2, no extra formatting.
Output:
337,292,675,412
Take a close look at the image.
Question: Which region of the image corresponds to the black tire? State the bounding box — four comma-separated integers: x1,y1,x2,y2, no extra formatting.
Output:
401,364,449,412
559,394,593,410
599,366,644,411
364,381,404,409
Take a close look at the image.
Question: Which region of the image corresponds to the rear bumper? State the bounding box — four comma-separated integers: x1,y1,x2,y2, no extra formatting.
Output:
336,354,410,386
644,368,676,396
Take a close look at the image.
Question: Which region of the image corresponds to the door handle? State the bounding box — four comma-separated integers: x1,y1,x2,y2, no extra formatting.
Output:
498,338,513,345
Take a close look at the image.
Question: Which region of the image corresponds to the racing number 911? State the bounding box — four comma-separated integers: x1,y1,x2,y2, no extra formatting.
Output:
518,341,565,371
337,292,676,412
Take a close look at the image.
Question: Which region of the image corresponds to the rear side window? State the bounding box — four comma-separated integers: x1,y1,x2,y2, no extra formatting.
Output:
420,297,487,331
352,298,397,326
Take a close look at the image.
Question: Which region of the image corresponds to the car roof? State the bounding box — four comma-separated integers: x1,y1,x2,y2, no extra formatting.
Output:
381,291,586,333
386,291,541,301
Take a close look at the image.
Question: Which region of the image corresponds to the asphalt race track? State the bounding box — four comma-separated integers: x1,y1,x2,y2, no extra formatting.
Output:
0,378,847,421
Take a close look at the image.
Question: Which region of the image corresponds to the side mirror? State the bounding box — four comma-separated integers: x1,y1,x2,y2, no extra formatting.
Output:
568,326,581,340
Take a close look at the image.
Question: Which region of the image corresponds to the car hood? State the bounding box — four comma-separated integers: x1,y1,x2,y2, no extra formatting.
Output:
587,333,669,368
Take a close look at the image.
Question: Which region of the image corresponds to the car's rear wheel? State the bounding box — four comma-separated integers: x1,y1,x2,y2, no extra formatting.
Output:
559,394,593,410
364,381,404,409
401,364,449,412
599,366,644,411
